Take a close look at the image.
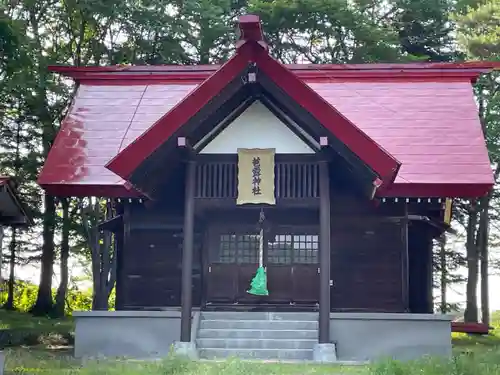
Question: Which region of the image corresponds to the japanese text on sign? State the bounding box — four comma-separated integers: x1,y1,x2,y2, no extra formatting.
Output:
252,157,262,195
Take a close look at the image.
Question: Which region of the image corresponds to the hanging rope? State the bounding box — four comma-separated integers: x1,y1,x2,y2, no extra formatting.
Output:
247,207,269,296
258,208,265,268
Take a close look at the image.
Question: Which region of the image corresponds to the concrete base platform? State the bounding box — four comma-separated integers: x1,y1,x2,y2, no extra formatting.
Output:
173,341,198,360
73,310,200,359
0,350,4,375
313,343,337,362
72,310,451,362
330,313,452,361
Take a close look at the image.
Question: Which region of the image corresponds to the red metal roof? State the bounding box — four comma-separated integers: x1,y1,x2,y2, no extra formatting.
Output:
38,13,493,198
38,71,493,198
49,62,496,82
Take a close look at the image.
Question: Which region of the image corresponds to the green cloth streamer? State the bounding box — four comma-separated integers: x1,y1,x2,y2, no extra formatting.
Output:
247,266,269,296
248,210,269,296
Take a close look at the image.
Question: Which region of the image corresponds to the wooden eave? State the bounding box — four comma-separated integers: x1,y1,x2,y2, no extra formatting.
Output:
0,177,33,227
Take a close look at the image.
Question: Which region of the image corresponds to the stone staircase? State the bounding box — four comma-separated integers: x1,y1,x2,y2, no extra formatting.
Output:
196,311,319,360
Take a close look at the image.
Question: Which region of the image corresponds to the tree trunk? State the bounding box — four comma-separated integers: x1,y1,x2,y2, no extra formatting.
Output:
464,199,479,323
31,193,56,316
0,226,4,282
82,198,117,311
4,229,16,310
439,234,447,313
54,198,70,317
28,8,57,317
92,201,117,310
478,195,490,326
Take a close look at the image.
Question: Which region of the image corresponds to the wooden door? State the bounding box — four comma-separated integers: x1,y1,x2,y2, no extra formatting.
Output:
266,230,320,304
206,228,261,304
206,223,320,305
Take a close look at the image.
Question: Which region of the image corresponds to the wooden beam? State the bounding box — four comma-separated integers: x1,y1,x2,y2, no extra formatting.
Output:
443,198,453,225
236,15,268,50
318,160,331,344
180,160,196,342
370,178,382,200
116,203,130,311
97,215,123,232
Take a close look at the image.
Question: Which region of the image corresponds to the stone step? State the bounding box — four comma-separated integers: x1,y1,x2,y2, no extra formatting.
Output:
198,348,313,361
197,338,317,350
197,328,318,340
199,319,318,330
200,312,318,321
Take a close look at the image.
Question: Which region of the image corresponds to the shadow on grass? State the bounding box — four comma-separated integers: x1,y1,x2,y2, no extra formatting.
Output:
0,310,74,350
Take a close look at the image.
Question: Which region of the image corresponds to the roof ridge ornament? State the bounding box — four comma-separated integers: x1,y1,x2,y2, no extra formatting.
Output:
236,15,268,51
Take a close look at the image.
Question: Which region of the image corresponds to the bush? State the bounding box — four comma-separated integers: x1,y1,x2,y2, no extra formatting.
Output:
0,280,116,314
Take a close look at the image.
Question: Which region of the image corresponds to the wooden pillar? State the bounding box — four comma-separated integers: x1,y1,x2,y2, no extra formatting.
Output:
426,236,434,313
180,160,196,342
114,227,125,310
401,204,410,312
408,223,434,313
318,160,331,343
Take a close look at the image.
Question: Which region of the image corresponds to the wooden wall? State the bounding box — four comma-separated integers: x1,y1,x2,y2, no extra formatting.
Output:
115,175,435,313
330,188,406,312
408,222,434,313
116,203,203,310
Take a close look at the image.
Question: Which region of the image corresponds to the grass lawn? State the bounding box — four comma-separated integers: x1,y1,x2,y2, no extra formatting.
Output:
1,310,500,374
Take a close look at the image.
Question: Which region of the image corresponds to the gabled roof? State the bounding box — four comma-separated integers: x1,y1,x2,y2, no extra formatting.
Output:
38,17,496,198
105,19,400,188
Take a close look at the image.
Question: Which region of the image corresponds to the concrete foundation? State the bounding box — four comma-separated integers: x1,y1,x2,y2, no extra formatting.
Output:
73,310,200,359
312,343,337,363
330,313,452,361
173,341,198,360
0,350,4,375
72,310,451,362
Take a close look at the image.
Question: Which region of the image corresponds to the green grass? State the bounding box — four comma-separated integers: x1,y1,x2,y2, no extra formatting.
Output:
0,310,73,332
4,347,500,375
3,349,369,374
2,310,500,374
0,310,74,350
452,310,500,353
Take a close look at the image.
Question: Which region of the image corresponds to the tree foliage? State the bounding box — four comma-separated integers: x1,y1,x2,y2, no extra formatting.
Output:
452,0,500,323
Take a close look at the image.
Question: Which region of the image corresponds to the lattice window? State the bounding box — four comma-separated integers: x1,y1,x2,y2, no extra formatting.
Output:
195,161,319,199
293,235,319,264
267,234,319,264
218,234,236,263
218,234,259,264
267,235,293,264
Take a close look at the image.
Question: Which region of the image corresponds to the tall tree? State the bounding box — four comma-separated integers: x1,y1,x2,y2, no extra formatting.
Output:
54,198,70,317
249,0,403,63
389,0,457,61
453,0,500,324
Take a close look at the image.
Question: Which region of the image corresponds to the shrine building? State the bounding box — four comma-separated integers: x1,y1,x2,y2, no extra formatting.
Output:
38,15,495,362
